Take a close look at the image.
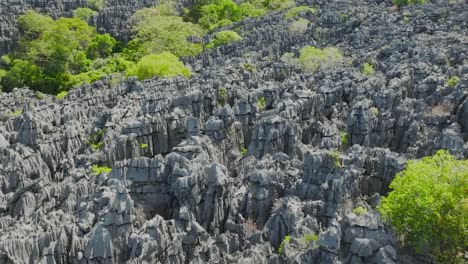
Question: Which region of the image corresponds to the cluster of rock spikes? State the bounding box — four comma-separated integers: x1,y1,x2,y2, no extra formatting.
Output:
0,0,467,263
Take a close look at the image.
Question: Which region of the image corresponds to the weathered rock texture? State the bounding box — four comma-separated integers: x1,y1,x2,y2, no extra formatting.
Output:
0,0,467,263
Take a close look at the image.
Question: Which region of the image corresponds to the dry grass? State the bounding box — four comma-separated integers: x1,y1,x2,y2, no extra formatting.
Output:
243,219,258,235
426,102,453,117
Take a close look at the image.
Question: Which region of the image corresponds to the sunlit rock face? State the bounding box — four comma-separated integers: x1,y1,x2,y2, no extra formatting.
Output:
0,0,466,263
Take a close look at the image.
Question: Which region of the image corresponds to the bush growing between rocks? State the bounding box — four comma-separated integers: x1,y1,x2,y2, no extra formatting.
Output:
379,150,467,263
56,91,68,99
91,165,112,175
127,52,190,80
392,0,425,6
256,96,266,112
278,235,291,255
340,132,349,148
303,234,318,245
206,30,242,49
73,8,97,21
298,46,343,73
352,206,368,216
140,143,148,149
289,18,309,33
87,0,104,11
446,76,460,87
284,6,316,19
361,62,375,76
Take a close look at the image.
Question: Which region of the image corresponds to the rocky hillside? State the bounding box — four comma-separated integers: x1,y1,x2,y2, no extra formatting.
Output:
0,0,467,263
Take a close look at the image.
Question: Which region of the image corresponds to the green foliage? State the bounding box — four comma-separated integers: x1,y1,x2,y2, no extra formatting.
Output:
193,0,266,31
73,8,97,21
289,18,309,33
303,234,318,245
446,76,460,87
280,52,298,66
340,132,349,147
87,0,104,11
392,0,425,6
125,8,205,59
56,91,68,99
370,107,379,117
217,87,227,106
330,151,343,168
88,129,104,150
256,96,266,112
35,91,46,100
361,62,375,76
352,206,368,216
8,109,22,116
206,30,242,49
284,6,316,19
91,164,112,175
127,52,190,80
243,63,256,73
298,46,343,73
140,143,149,149
379,150,467,263
278,235,291,255
241,147,248,156
1,12,120,94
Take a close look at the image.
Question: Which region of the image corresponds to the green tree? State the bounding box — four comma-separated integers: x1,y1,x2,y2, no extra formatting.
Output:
379,150,467,263
298,46,343,73
126,52,190,80
73,7,97,21
206,30,242,49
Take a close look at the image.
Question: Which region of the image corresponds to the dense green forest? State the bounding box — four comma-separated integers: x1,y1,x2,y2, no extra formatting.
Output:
0,0,298,95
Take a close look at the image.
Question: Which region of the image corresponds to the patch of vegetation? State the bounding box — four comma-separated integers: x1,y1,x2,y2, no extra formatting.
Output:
446,76,460,87
56,91,68,100
88,129,104,151
303,234,318,245
73,8,97,21
0,11,121,94
340,132,349,148
217,87,227,106
125,6,205,60
352,206,368,216
370,107,379,118
361,62,375,76
91,164,112,175
379,150,467,263
87,0,104,11
35,91,46,100
278,235,291,255
330,151,343,168
140,143,148,149
241,147,248,156
256,96,266,112
243,63,256,73
392,0,425,6
289,18,309,33
298,46,343,73
284,6,316,19
206,30,242,49
9,109,22,116
126,52,190,80
280,52,297,66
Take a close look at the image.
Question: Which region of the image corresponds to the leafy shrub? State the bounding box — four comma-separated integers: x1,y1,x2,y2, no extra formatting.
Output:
127,52,190,80
91,164,112,175
280,52,298,66
87,0,104,11
243,63,256,73
35,91,46,100
340,132,349,147
8,109,22,116
256,96,266,112
241,147,248,156
330,151,343,168
278,235,291,255
262,0,295,10
56,91,68,99
289,18,309,33
370,107,379,117
298,46,343,73
446,76,460,87
361,62,375,76
206,30,242,49
217,87,227,106
88,129,104,150
140,143,148,149
352,206,368,216
73,8,97,21
125,8,205,59
284,6,316,19
303,234,318,245
379,150,467,263
392,0,425,6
